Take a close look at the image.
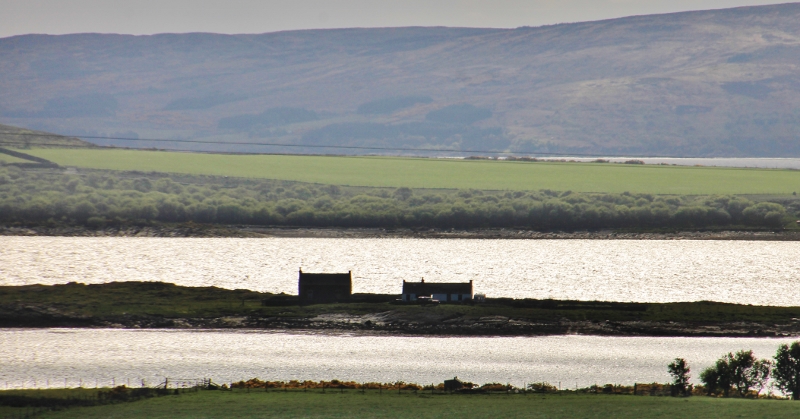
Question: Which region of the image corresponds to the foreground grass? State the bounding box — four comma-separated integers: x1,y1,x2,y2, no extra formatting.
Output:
23,148,800,195
21,389,800,419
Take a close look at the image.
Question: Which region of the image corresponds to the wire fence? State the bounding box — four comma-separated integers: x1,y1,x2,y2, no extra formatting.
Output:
2,377,209,391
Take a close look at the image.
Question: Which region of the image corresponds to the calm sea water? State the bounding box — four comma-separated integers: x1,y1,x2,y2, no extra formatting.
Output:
1,237,799,305
0,329,795,390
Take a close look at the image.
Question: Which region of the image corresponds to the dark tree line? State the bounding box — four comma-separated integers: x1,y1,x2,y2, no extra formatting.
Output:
0,165,793,230
670,341,800,399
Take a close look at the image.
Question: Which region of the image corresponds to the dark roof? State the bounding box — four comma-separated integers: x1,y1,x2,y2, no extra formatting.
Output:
402,280,472,294
299,271,351,285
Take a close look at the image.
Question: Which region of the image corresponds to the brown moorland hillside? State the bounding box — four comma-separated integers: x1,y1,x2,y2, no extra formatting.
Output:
0,124,90,148
0,3,799,156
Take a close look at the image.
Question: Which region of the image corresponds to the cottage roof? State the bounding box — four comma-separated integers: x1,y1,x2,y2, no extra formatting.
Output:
298,270,351,285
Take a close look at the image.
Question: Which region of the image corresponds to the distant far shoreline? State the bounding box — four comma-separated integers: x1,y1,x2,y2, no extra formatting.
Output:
2,224,800,240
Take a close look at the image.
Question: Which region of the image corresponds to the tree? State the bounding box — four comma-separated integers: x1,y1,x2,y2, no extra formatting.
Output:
668,358,691,396
393,187,413,201
701,350,769,397
699,366,719,396
749,359,772,396
730,350,756,397
701,356,732,396
773,341,800,400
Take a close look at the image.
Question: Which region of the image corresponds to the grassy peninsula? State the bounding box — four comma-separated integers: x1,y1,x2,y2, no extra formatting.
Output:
3,282,800,337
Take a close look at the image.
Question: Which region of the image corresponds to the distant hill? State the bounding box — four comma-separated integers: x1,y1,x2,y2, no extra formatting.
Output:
1,3,800,156
0,124,91,148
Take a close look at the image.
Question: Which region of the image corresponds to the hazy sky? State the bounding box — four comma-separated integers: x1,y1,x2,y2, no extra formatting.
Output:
0,0,790,38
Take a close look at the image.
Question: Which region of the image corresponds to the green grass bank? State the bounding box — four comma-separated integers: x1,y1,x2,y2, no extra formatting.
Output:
22,148,800,195
8,389,800,419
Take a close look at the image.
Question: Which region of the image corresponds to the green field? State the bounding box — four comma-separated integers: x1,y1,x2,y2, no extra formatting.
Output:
14,390,800,419
0,153,26,163
24,148,800,195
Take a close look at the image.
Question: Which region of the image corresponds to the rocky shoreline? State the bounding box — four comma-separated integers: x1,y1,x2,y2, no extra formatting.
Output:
4,302,799,338
1,224,798,240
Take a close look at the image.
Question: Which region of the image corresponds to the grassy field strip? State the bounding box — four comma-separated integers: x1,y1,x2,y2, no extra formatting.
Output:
24,148,800,195
28,390,800,419
0,152,28,163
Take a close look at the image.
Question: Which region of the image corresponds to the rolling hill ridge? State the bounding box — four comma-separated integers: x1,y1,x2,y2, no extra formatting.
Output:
1,3,800,156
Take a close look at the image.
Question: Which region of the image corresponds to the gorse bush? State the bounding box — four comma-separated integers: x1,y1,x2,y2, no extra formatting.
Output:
0,165,792,230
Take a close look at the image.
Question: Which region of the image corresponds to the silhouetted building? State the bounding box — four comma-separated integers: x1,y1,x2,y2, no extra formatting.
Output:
298,269,352,303
401,279,473,303
444,377,465,391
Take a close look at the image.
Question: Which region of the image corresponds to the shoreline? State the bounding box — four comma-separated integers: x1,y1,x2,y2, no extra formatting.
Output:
3,314,799,338
1,224,799,240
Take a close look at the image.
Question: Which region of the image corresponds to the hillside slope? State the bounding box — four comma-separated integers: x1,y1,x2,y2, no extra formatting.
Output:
0,124,90,148
1,4,799,156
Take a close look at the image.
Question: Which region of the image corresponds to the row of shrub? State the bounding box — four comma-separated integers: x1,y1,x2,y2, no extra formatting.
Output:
230,379,424,391
0,165,794,230
229,378,522,392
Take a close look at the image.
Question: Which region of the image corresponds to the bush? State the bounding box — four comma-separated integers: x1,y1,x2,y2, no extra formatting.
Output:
743,202,786,226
